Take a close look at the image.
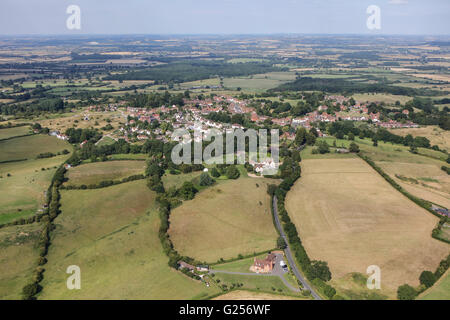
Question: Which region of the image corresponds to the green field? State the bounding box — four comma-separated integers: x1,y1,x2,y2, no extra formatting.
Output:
65,160,146,186
213,273,295,296
39,180,219,299
0,223,43,299
0,126,31,140
108,153,148,161
169,177,278,263
223,72,297,92
0,154,72,224
0,134,70,163
162,171,203,189
419,271,450,300
213,254,269,273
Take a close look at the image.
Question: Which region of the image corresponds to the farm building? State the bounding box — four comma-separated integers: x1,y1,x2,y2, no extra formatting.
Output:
250,253,276,274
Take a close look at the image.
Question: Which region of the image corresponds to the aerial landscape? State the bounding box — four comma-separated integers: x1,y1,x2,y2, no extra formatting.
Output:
0,0,449,309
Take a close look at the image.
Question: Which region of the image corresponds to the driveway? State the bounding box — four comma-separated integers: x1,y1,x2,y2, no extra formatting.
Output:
209,253,300,293
272,196,322,300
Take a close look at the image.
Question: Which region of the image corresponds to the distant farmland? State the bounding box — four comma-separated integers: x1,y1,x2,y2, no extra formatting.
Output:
285,158,449,299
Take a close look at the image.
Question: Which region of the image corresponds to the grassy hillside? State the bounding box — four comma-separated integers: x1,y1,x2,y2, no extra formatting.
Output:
285,158,449,299
65,160,146,186
0,134,70,162
169,177,278,263
39,180,219,299
0,223,43,299
0,126,31,140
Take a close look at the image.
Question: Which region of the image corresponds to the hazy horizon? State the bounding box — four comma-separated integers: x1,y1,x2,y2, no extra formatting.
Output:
1,0,449,36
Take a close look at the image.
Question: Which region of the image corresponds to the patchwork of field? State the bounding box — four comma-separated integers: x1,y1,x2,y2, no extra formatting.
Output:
65,160,146,186
0,126,31,140
40,180,218,299
37,110,125,138
388,126,450,152
223,72,297,92
285,158,449,299
0,134,70,163
169,177,278,263
0,223,42,299
419,271,450,300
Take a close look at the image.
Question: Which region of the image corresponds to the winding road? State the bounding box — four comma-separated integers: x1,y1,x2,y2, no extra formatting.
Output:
272,196,322,300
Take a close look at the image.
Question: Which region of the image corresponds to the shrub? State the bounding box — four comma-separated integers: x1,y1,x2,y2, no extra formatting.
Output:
199,172,215,186
419,271,436,288
397,284,417,300
225,165,240,179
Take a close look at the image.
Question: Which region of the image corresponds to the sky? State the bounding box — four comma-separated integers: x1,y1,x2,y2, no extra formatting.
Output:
0,0,449,35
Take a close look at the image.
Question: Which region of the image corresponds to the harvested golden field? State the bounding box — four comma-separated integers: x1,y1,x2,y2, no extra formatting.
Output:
378,161,450,209
285,158,449,299
65,160,146,186
389,126,450,152
169,178,278,263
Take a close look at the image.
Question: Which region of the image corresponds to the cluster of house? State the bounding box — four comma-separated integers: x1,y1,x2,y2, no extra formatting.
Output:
49,130,69,141
377,120,419,129
87,104,119,112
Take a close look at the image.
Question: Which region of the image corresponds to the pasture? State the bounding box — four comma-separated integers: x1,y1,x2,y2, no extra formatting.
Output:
0,126,31,140
0,133,72,224
212,273,296,296
162,171,203,189
285,158,449,299
39,180,219,299
419,271,450,300
0,156,70,224
65,160,146,186
223,72,297,92
169,178,278,263
0,134,70,163
0,223,42,299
